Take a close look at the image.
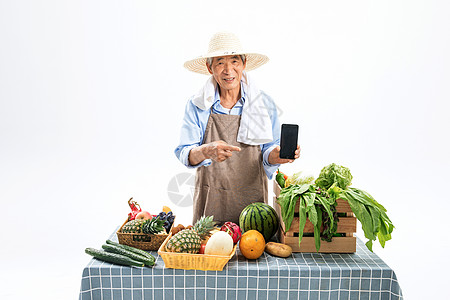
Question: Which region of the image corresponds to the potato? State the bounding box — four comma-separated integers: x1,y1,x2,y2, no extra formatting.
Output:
264,242,292,258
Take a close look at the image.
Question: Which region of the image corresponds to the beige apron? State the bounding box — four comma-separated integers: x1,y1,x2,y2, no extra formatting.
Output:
193,110,268,225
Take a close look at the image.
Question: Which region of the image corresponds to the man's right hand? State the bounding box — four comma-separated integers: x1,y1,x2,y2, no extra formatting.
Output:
203,140,241,162
189,140,241,165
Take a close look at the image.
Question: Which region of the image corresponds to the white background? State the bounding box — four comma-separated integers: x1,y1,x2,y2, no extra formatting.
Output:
1,1,449,299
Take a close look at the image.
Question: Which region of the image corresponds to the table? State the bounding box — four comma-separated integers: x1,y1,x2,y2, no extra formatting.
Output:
79,231,403,300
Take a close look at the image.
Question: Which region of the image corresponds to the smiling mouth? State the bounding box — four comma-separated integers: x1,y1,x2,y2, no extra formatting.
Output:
223,77,235,83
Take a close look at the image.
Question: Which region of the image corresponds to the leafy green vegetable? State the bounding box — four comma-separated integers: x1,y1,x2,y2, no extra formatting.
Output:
320,202,338,242
314,206,323,252
285,171,315,187
276,183,338,249
304,193,317,225
276,163,395,252
314,194,335,235
297,197,307,245
340,190,375,240
315,163,353,190
277,184,310,231
337,187,394,252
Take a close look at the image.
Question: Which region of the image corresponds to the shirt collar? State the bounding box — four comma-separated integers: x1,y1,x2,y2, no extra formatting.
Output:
213,81,247,107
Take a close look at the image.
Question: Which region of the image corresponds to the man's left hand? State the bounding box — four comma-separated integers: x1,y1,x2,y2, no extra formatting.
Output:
268,145,300,165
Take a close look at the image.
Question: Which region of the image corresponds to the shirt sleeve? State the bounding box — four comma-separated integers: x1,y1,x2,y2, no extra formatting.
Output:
174,99,212,168
260,91,281,180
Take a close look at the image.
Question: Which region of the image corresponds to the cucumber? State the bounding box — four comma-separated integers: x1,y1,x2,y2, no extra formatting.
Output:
105,239,154,260
102,244,155,266
85,248,144,267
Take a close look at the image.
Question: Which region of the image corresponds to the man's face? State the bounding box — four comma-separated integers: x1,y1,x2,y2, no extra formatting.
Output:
207,55,246,93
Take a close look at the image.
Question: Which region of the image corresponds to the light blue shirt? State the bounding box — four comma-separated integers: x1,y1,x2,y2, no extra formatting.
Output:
174,83,281,179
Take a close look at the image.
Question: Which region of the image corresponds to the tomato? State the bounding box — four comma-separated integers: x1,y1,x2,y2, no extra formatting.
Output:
199,244,206,254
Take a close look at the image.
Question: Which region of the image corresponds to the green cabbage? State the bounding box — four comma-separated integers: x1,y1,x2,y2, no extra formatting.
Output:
315,163,353,190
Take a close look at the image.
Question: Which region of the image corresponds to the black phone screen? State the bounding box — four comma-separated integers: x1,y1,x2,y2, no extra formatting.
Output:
279,124,299,159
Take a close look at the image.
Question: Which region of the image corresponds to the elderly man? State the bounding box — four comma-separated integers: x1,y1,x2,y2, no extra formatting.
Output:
175,32,300,225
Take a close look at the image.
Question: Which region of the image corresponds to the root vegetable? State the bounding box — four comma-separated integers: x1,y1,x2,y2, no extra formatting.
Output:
264,242,292,258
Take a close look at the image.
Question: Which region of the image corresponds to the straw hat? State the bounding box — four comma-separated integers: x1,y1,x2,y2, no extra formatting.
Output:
184,32,269,75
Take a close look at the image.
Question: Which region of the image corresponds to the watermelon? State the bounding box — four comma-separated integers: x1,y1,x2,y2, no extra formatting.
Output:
239,203,280,242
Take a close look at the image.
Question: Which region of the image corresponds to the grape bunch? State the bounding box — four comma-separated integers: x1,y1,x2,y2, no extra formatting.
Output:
157,211,175,233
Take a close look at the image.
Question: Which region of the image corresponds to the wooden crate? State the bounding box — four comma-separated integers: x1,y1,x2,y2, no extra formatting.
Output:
273,181,356,253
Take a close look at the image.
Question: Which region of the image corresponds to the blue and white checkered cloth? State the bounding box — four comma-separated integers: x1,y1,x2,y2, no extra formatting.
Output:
80,231,403,300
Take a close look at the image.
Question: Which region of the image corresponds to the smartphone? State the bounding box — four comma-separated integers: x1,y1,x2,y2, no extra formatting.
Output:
279,124,299,159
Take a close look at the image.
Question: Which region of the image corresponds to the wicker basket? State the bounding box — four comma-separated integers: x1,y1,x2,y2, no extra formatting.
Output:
116,218,174,251
157,232,237,271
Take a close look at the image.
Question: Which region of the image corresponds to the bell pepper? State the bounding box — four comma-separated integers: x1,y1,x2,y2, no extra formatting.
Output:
276,169,288,188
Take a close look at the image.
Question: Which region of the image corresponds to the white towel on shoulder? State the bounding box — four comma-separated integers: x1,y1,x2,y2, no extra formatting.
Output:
238,72,273,145
191,71,273,145
191,76,217,110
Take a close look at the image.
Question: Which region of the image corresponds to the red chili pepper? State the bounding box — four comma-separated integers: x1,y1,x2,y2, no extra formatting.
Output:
127,197,142,221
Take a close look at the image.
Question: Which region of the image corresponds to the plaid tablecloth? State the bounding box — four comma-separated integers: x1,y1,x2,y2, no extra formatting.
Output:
79,231,403,300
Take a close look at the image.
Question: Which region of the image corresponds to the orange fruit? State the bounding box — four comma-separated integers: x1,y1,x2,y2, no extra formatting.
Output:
239,230,266,259
162,206,171,213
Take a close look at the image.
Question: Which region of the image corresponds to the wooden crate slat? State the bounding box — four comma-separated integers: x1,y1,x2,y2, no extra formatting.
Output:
281,215,357,233
279,234,357,253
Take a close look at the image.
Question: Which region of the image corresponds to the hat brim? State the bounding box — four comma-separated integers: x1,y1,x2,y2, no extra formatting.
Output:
184,52,269,75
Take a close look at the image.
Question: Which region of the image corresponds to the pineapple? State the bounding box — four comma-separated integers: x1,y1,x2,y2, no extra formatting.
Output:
122,217,165,242
165,215,215,254
122,217,165,234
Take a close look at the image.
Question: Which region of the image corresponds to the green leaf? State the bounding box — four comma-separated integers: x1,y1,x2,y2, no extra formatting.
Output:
277,184,311,231
303,192,316,212
341,191,375,240
377,230,386,248
314,205,323,252
298,197,307,247
307,201,318,226
352,188,387,212
328,184,343,199
344,188,377,209
378,218,392,245
379,211,394,234
292,184,311,195
315,194,334,230
340,187,396,251
367,206,381,236
365,240,373,252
